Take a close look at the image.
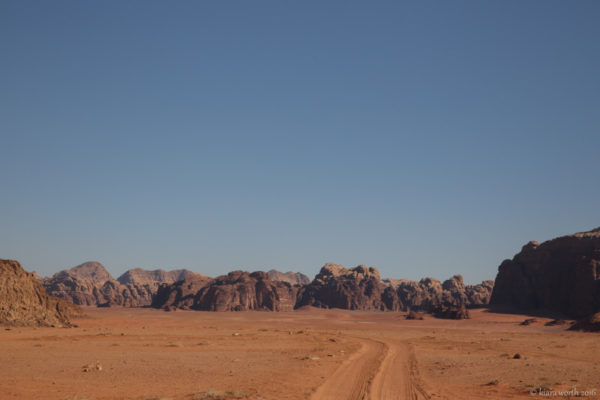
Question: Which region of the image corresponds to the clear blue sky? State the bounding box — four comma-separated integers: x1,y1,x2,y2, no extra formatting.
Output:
1,1,599,283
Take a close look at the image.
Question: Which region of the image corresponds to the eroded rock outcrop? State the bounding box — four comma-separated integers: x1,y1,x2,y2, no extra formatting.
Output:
296,264,388,310
296,264,492,317
151,273,214,310
43,262,196,307
153,271,297,311
490,228,600,319
0,259,78,327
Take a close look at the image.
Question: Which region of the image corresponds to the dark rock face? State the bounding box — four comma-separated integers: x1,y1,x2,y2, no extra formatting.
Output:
267,269,311,286
43,262,196,307
0,259,78,327
296,264,388,310
153,271,298,311
152,274,213,310
490,228,600,319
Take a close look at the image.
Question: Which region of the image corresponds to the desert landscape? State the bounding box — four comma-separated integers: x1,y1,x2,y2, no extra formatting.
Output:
3,2,599,399
1,228,600,399
1,308,598,400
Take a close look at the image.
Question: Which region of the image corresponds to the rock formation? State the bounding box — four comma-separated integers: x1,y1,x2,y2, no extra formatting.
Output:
490,228,600,319
152,273,214,310
43,260,494,318
43,262,195,307
295,265,493,317
0,259,78,327
267,269,311,286
432,303,470,319
296,264,388,310
153,270,298,311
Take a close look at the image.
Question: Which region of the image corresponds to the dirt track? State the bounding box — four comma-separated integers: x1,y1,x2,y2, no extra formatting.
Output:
311,339,385,400
312,336,430,400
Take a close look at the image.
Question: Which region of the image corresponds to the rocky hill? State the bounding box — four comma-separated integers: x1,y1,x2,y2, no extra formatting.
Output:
153,271,298,311
490,227,600,319
0,259,78,327
266,269,311,285
43,262,196,307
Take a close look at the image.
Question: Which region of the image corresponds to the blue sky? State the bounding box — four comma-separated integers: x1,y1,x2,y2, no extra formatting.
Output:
1,1,599,283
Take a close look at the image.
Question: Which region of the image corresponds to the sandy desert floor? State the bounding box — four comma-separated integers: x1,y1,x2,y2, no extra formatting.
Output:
0,308,598,400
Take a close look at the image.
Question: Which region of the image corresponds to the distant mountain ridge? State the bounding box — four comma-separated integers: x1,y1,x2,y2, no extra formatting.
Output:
38,262,494,319
43,262,196,307
154,263,494,318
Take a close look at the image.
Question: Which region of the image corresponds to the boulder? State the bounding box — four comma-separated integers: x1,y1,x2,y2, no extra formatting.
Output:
432,303,470,319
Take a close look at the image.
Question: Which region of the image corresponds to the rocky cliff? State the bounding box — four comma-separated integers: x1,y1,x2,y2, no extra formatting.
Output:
490,228,600,318
0,259,78,327
43,262,195,307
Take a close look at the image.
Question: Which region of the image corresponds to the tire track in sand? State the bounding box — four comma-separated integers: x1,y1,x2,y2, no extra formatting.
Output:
370,341,430,400
312,337,430,400
311,339,386,400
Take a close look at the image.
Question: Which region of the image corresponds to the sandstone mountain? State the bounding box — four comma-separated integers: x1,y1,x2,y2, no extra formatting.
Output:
152,273,213,310
44,261,494,318
296,264,494,315
490,227,600,319
0,259,78,327
43,262,196,307
296,264,389,310
153,270,297,311
266,269,311,286
51,261,112,285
